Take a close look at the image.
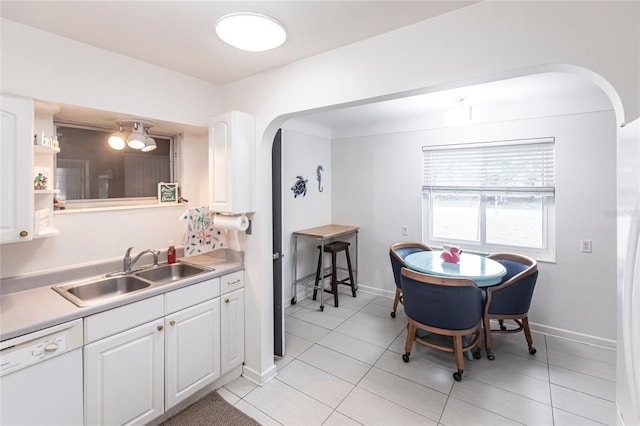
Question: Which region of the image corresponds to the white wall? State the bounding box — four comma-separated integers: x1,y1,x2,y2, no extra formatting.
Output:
223,1,638,381
332,110,618,342
280,126,332,304
1,19,220,127
0,19,218,278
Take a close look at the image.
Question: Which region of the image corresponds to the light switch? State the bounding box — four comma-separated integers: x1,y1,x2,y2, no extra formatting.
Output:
580,239,592,253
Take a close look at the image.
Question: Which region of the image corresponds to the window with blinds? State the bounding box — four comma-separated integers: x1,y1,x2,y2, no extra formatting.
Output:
422,138,556,260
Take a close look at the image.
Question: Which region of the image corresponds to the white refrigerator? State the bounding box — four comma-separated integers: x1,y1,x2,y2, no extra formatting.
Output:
617,118,640,426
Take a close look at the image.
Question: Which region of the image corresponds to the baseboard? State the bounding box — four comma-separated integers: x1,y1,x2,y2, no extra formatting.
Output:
242,362,278,386
285,283,394,309
353,283,395,299
285,285,615,350
528,321,616,350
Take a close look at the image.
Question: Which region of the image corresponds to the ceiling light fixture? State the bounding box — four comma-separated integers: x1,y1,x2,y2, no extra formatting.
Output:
444,97,478,126
127,123,147,149
108,127,125,150
112,118,155,151
141,135,157,152
215,12,287,52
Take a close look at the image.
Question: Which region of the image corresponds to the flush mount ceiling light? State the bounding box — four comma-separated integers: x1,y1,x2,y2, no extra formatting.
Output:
215,12,287,52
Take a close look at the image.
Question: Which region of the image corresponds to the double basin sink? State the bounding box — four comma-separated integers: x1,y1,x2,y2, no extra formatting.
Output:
53,263,213,307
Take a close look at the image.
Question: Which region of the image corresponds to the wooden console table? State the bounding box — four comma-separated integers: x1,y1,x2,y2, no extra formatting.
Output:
292,224,359,311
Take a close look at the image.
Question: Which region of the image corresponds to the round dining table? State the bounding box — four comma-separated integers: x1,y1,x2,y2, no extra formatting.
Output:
403,250,507,287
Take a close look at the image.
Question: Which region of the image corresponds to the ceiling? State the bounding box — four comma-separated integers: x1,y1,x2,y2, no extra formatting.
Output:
1,1,612,133
0,0,478,85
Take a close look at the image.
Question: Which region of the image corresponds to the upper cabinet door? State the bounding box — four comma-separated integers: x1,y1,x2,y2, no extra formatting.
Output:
1,95,33,243
209,111,255,213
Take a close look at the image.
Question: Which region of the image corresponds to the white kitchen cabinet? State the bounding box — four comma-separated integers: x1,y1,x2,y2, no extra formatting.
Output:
220,270,245,375
82,271,243,424
209,110,255,213
165,298,221,409
1,94,33,243
84,318,165,426
221,287,245,375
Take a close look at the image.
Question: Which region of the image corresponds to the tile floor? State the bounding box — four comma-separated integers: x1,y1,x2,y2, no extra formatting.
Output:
219,291,616,426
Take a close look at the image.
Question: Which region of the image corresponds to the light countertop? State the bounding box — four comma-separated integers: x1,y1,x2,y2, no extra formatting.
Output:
0,250,243,341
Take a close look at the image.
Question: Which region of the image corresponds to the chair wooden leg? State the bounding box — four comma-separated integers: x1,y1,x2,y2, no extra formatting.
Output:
452,335,465,381
484,316,494,360
403,322,416,362
522,317,536,354
391,288,401,318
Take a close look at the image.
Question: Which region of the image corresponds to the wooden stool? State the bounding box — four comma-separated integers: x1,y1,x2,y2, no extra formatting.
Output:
313,241,356,307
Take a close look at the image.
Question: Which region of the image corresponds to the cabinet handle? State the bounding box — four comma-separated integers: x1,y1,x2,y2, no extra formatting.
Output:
157,325,164,331
19,230,28,237
170,320,176,326
225,298,230,304
228,279,240,286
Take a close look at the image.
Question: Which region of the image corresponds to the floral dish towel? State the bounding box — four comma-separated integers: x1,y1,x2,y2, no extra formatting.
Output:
179,206,227,256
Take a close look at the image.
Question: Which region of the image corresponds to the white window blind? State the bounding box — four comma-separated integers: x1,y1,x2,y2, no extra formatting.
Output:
422,137,555,195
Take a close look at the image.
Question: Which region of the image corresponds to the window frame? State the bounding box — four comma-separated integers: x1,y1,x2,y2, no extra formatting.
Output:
422,138,556,262
53,121,179,210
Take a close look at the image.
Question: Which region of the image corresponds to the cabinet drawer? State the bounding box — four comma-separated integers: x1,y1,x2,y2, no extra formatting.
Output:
165,278,221,315
84,295,164,344
221,270,243,295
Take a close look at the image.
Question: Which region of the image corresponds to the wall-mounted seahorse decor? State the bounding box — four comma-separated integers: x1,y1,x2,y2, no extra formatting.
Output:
317,165,324,192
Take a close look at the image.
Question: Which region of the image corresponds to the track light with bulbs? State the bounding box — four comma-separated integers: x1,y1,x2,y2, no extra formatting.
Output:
109,119,157,152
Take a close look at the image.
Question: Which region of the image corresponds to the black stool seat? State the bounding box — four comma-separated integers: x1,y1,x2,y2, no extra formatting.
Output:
313,241,356,307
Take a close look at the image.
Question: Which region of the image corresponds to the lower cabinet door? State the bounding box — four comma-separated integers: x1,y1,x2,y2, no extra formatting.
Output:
221,288,245,375
84,319,165,426
165,298,221,409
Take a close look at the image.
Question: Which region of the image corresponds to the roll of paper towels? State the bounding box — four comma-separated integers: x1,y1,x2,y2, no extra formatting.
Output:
213,214,249,232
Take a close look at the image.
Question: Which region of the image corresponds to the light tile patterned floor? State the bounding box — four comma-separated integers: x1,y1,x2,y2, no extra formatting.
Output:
222,291,616,425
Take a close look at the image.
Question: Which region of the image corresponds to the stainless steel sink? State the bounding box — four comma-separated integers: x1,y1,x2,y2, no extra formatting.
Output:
53,275,151,307
52,262,212,307
134,263,210,284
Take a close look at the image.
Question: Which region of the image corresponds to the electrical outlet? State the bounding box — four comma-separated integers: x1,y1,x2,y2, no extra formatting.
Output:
580,239,592,253
401,225,409,236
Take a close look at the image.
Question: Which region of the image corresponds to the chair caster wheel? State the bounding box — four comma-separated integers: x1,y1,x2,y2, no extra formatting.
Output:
390,311,396,318
291,297,297,305
529,347,537,355
320,305,324,312
453,371,462,381
402,353,410,362
487,352,495,361
500,325,507,331
473,349,482,359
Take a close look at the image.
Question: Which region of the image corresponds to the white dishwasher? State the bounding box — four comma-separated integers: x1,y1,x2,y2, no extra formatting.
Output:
0,319,84,426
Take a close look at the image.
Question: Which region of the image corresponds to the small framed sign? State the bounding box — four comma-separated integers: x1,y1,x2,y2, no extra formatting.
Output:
158,182,179,204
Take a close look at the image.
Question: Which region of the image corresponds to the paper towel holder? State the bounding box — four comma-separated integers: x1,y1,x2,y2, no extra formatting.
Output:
212,213,252,234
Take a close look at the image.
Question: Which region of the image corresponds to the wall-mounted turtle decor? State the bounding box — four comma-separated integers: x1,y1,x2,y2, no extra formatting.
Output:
291,176,308,197
316,165,324,192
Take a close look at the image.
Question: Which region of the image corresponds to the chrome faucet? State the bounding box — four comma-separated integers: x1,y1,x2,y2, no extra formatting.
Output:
123,247,160,273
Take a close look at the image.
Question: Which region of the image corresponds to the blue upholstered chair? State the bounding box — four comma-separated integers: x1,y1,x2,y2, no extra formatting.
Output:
483,253,538,360
400,268,483,381
389,242,432,318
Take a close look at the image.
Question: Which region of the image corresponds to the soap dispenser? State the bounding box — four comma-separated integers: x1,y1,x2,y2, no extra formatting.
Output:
167,241,176,264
